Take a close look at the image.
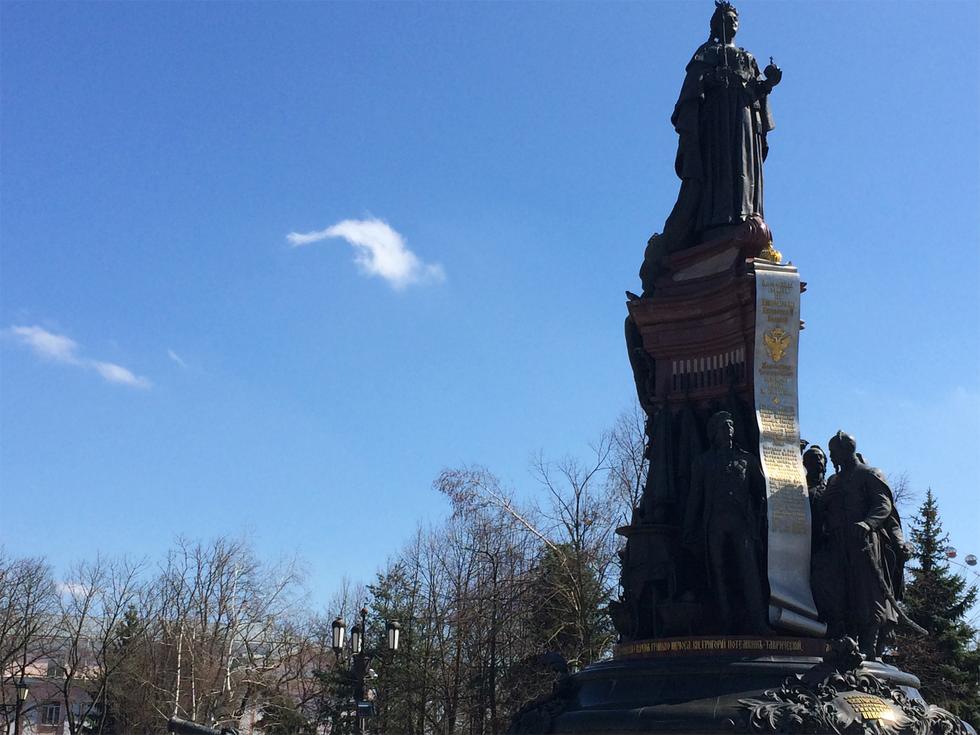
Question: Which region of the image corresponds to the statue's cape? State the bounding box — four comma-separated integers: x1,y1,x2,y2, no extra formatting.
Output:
829,464,908,601
867,466,908,601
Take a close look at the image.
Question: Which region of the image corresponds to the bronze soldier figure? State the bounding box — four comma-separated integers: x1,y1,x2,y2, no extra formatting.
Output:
822,431,910,658
803,445,838,629
683,411,769,634
802,444,827,495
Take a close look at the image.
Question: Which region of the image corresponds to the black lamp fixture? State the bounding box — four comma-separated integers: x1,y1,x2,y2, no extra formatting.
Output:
332,608,400,658
331,617,346,655
331,606,401,734
350,622,363,656
14,676,29,735
386,621,401,653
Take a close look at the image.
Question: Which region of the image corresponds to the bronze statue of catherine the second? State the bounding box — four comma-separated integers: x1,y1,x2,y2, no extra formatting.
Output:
641,1,782,293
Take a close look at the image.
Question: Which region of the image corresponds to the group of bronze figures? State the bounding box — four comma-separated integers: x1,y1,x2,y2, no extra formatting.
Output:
616,407,917,661
690,420,917,660
804,433,925,655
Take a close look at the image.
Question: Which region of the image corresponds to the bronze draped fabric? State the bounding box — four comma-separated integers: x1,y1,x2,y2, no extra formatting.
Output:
667,42,774,243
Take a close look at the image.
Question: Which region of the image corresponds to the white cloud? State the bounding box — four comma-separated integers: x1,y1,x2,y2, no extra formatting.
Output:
92,361,151,388
287,218,445,290
9,325,80,363
5,324,151,389
168,349,187,368
56,581,91,598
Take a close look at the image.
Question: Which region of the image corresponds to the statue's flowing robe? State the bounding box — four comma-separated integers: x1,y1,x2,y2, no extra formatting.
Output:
668,42,774,242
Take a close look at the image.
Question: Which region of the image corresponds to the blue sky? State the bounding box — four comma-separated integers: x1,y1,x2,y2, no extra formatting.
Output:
2,1,978,609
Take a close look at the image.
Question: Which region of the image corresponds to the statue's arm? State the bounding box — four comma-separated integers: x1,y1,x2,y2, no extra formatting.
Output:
861,473,894,531
755,57,783,96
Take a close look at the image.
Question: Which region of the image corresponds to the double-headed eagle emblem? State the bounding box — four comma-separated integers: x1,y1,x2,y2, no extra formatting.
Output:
764,327,792,362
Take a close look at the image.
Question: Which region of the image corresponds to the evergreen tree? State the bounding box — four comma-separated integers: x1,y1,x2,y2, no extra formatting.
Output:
367,562,420,735
102,605,142,735
255,693,317,735
312,666,357,735
525,543,612,668
891,489,980,726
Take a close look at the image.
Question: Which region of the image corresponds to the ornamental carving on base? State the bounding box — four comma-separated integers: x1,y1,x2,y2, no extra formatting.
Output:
738,666,967,735
507,676,578,735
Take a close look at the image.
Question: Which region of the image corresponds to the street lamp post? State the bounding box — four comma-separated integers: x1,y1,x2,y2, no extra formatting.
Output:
14,676,29,735
331,607,400,735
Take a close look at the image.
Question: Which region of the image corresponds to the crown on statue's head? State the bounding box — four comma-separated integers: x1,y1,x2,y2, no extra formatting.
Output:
709,1,739,41
714,1,738,16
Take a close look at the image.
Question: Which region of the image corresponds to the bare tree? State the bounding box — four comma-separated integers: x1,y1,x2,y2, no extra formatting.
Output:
141,537,304,729
0,553,57,732
607,404,648,522
888,471,918,516
327,576,368,632
529,436,619,667
51,556,145,735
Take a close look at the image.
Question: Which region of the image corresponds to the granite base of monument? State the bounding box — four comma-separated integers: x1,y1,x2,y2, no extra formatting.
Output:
509,637,971,734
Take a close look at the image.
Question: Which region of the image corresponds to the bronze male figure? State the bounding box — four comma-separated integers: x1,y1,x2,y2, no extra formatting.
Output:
803,444,838,629
684,411,768,634
821,431,910,658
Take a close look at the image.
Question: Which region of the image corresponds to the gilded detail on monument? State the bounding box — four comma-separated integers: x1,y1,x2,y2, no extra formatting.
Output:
843,695,894,721
615,636,830,658
753,262,824,635
763,327,791,362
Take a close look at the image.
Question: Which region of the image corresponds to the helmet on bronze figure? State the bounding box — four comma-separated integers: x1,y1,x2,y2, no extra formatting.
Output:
828,431,857,468
828,431,856,452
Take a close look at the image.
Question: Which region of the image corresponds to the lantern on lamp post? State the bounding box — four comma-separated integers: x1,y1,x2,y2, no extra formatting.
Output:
14,676,29,735
350,622,363,656
386,621,401,653
332,617,346,655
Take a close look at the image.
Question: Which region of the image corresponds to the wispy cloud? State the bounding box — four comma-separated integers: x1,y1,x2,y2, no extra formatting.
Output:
167,349,187,368
287,218,445,290
5,325,151,389
9,325,80,362
56,581,91,598
92,361,151,388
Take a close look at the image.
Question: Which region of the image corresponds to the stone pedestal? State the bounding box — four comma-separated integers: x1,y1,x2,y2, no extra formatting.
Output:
626,217,769,422
621,215,822,639
509,637,969,734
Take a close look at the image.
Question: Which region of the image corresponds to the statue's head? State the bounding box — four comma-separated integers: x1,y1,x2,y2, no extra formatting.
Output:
828,431,857,468
710,1,739,43
707,410,735,447
802,444,827,480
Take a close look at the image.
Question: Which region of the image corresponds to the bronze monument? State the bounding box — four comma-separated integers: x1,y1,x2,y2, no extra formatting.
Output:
509,3,968,733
